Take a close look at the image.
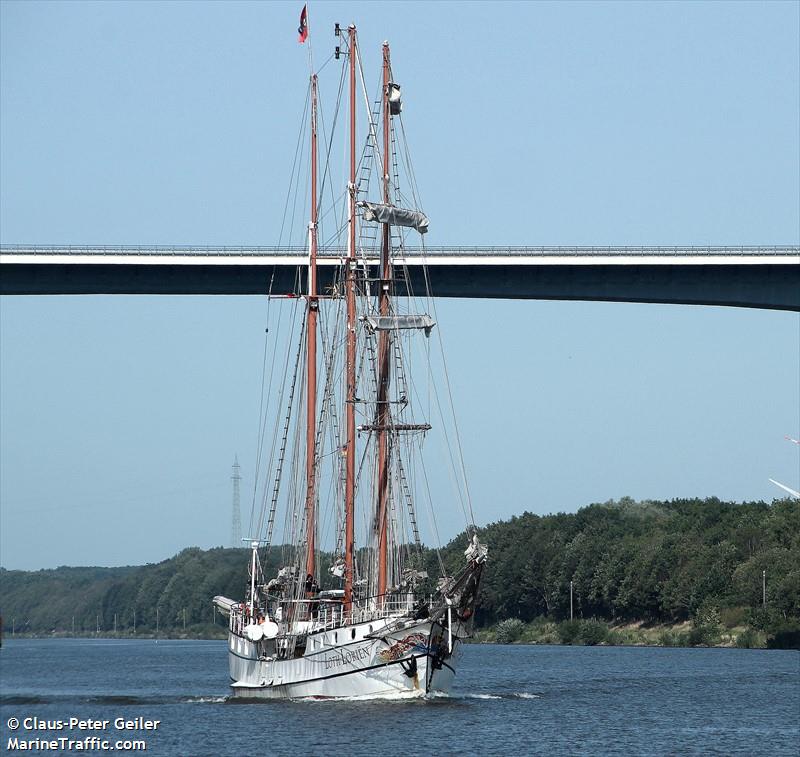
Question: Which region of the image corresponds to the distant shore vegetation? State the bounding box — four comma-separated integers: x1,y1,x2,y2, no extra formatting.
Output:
2,497,798,649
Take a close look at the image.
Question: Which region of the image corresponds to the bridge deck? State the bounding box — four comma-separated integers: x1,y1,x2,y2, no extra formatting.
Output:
1,245,798,310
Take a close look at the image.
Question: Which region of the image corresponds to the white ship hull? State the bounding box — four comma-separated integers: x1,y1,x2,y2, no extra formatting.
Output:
227,616,462,700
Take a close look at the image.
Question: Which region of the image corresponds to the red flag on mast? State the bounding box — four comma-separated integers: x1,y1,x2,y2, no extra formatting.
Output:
298,5,308,43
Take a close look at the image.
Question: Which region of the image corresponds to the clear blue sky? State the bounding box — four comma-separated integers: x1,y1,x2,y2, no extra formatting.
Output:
1,1,798,570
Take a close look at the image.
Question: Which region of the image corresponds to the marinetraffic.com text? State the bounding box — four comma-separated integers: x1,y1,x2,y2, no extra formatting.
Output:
5,716,158,752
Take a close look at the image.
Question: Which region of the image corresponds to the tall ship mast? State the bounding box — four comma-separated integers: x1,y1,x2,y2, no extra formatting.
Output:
214,20,487,700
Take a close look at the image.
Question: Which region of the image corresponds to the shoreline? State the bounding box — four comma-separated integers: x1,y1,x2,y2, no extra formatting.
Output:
0,623,782,649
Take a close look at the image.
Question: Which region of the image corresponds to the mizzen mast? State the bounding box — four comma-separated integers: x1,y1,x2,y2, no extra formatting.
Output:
305,73,319,583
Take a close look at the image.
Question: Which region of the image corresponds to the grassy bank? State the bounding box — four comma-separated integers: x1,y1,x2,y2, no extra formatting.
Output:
472,613,800,649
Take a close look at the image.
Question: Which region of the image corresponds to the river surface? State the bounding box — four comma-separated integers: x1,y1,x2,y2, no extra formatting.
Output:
0,639,797,755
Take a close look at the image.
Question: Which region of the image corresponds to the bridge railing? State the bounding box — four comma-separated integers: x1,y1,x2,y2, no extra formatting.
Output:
1,244,798,258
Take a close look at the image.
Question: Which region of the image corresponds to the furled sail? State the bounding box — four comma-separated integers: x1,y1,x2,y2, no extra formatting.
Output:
358,201,429,234
362,314,435,335
212,596,238,617
388,82,402,115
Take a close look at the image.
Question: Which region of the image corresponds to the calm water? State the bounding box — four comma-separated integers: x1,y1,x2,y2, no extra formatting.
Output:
0,639,797,756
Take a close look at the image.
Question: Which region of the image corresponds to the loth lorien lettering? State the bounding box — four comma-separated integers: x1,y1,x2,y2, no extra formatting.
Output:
323,645,371,671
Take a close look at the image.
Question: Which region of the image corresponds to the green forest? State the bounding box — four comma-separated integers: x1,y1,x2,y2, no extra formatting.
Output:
2,497,798,647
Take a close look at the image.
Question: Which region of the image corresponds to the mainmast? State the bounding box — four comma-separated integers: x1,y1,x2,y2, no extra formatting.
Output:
343,25,357,611
376,41,392,600
305,73,319,583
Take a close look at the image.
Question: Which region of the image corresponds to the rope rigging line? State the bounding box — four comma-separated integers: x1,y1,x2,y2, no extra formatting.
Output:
249,80,311,541
394,107,477,531
260,300,306,548
248,267,276,541
317,54,347,230
281,80,312,248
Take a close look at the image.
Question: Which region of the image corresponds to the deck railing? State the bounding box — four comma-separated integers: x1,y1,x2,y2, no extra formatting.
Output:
229,593,417,638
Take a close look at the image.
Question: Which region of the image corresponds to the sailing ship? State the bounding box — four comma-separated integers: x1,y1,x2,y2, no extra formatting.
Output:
214,22,487,700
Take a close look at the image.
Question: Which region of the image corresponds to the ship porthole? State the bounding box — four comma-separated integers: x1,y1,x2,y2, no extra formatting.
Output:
334,632,338,643
351,628,356,640
369,625,373,633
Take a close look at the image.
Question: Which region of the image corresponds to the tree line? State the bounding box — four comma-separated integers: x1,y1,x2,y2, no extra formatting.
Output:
462,496,799,628
1,497,797,638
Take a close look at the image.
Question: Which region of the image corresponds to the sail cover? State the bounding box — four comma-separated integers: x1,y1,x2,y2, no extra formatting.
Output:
359,201,429,234
363,314,436,335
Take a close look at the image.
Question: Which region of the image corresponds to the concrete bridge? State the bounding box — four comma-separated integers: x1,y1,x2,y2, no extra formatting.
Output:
1,245,798,310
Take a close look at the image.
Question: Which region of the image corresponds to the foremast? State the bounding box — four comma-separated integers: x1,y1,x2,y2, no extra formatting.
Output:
376,41,393,600
343,32,397,608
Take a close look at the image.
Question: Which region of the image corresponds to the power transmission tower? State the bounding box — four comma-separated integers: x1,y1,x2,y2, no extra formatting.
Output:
231,455,242,547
